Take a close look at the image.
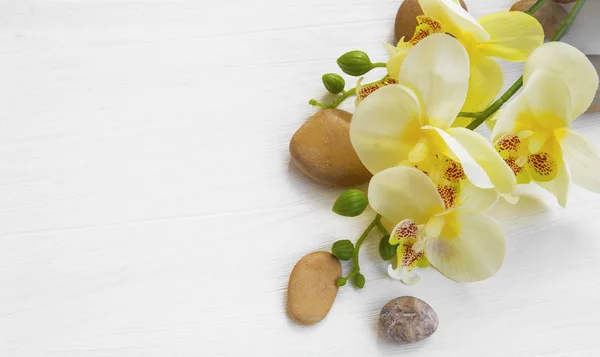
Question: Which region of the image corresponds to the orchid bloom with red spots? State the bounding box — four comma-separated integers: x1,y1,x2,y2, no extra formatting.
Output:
492,43,600,207
369,167,506,284
350,34,517,214
384,0,543,119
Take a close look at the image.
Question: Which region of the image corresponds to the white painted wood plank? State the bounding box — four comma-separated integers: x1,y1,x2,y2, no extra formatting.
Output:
0,0,599,356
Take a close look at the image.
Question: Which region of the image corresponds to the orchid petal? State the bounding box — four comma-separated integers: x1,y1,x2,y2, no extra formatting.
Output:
462,52,504,113
423,126,494,189
476,11,544,62
425,213,505,282
447,127,516,194
557,129,600,195
536,157,570,208
458,180,500,214
399,33,470,129
524,42,599,119
522,70,572,129
350,85,422,174
368,166,445,225
419,0,490,42
387,219,429,285
491,94,526,142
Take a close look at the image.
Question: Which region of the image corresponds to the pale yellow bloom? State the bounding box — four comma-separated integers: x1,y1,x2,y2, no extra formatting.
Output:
385,0,544,114
351,34,516,210
369,166,506,284
492,42,600,207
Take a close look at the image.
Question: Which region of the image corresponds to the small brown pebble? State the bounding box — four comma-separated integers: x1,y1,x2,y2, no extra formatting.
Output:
586,55,600,114
378,296,439,344
511,0,567,39
289,109,371,187
394,0,467,43
287,251,342,325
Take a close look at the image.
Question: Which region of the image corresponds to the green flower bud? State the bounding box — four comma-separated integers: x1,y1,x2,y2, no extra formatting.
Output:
379,235,397,261
331,239,354,261
337,51,373,76
336,277,347,287
353,273,366,289
332,189,368,217
321,73,345,94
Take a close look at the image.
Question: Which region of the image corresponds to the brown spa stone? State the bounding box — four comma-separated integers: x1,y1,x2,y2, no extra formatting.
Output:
287,251,342,325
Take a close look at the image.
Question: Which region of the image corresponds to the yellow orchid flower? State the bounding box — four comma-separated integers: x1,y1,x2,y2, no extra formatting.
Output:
369,166,506,284
385,0,544,114
492,42,600,207
350,34,516,210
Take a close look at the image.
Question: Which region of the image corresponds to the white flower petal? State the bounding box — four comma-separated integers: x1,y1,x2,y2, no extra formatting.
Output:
399,33,470,129
368,166,445,225
419,0,490,42
388,264,421,285
423,126,494,189
524,42,599,119
447,127,516,194
558,129,600,195
425,213,505,282
350,85,423,174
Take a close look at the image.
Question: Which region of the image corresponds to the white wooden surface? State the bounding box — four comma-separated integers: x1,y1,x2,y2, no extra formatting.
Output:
1,0,600,356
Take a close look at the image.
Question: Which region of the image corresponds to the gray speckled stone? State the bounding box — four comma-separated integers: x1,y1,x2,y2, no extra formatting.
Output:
378,296,438,344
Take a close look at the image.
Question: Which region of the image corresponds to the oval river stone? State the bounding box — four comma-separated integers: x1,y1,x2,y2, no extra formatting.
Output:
378,296,439,344
287,251,342,325
289,109,371,187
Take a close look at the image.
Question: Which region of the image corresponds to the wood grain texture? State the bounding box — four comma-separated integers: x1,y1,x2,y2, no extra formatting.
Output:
0,0,599,356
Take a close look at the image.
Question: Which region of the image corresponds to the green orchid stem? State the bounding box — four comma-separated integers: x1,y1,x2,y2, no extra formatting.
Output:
526,0,549,14
465,0,587,131
310,75,391,109
376,220,389,236
372,62,387,68
309,88,357,109
342,214,382,281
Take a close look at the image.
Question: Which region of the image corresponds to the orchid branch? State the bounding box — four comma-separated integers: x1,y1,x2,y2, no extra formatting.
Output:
465,0,587,131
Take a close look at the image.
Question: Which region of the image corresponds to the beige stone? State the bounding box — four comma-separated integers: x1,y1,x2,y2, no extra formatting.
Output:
394,0,467,44
511,0,567,40
289,109,371,187
287,251,342,325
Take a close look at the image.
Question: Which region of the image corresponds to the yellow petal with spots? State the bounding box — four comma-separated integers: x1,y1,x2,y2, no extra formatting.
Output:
525,138,561,183
423,126,494,189
350,85,422,174
494,133,532,184
388,219,429,285
419,0,490,42
462,52,504,113
447,127,516,194
368,166,445,225
425,213,505,282
536,157,570,207
355,76,400,106
557,129,600,195
524,42,599,119
409,15,444,45
476,11,543,62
